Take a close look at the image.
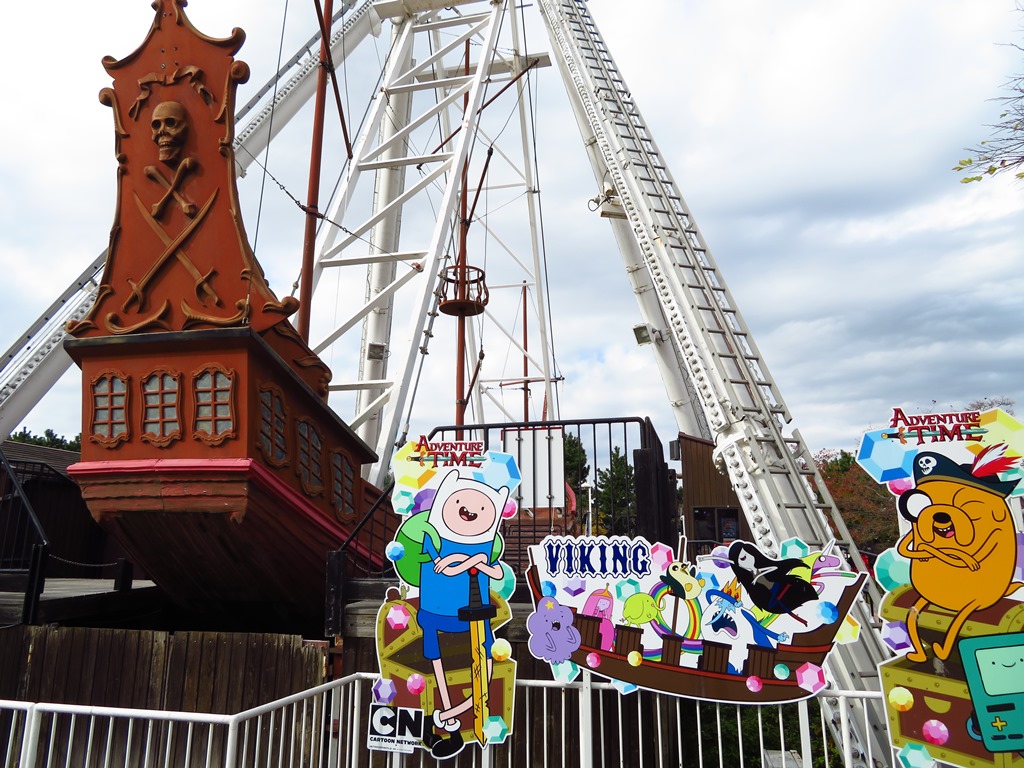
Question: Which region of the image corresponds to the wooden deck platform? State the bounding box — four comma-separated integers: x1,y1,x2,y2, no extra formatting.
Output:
0,578,160,626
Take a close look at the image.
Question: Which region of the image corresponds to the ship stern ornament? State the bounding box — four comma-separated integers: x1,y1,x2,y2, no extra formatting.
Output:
60,1,379,631
68,0,297,339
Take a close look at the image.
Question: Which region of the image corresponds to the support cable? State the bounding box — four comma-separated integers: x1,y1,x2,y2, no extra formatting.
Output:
252,0,293,255
312,0,354,158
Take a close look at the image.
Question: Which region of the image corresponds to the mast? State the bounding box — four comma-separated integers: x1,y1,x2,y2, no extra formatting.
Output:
522,283,529,421
455,43,471,428
298,0,335,342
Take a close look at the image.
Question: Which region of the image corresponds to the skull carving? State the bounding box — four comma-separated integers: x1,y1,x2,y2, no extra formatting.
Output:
151,101,189,166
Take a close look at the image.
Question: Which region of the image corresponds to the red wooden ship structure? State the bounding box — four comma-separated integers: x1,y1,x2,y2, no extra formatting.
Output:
63,0,395,630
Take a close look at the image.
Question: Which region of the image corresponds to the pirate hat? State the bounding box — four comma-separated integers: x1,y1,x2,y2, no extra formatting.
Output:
913,450,1020,498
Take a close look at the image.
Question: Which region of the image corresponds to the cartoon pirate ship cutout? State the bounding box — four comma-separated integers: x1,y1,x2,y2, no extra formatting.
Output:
859,407,1024,768
524,533,866,704
62,0,394,630
372,441,520,759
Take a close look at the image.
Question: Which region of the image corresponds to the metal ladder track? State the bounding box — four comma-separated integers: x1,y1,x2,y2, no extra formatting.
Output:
538,1,890,763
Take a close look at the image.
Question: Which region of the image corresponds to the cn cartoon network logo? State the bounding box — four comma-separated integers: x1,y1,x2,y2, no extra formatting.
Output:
367,705,424,754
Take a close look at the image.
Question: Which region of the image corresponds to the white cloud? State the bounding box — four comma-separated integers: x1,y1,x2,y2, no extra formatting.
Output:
2,0,1023,462
814,179,1022,245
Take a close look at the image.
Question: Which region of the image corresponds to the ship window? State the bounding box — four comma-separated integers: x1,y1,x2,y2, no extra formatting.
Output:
141,370,181,446
91,371,129,447
258,386,289,466
297,420,324,495
331,451,357,521
193,366,235,445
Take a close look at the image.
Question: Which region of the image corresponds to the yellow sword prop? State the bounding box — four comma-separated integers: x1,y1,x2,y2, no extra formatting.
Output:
458,566,497,745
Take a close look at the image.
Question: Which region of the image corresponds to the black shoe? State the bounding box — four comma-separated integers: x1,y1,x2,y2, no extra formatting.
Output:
422,729,441,750
429,731,465,760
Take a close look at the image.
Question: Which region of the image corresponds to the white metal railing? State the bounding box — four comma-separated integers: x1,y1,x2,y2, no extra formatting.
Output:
1,673,887,767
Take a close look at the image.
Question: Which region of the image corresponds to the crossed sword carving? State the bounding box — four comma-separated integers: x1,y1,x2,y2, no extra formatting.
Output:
146,158,198,219
123,159,221,312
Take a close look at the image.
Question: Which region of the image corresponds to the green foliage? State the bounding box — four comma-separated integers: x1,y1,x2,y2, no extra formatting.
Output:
814,448,899,556
9,427,81,452
593,446,635,535
563,432,591,500
684,701,842,768
953,26,1024,184
952,156,998,183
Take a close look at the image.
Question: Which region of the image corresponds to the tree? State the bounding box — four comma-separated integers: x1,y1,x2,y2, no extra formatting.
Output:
965,395,1015,415
9,427,81,452
593,446,635,535
814,449,899,558
954,11,1024,184
562,432,591,500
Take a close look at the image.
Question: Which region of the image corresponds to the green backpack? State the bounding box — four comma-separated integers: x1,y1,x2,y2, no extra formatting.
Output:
393,511,439,587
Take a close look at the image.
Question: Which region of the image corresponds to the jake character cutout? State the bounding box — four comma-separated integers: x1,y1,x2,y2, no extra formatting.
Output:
417,470,509,732
897,447,1023,662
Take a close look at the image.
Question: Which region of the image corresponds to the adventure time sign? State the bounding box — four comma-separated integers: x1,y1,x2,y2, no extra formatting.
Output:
371,439,520,761
859,407,1024,768
525,533,866,704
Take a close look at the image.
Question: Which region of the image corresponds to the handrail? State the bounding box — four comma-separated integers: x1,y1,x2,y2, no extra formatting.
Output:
0,445,50,624
2,674,886,724
0,450,50,548
3,673,889,768
426,415,648,440
230,671,371,722
336,479,395,554
325,481,395,634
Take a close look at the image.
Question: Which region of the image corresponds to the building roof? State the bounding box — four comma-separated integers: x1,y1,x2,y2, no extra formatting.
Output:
1,440,80,480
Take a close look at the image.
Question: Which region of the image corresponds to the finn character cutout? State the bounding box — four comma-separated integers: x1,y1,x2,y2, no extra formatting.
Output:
418,469,509,731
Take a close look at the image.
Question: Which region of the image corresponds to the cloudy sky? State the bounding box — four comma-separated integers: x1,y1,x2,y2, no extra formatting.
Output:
1,0,1022,456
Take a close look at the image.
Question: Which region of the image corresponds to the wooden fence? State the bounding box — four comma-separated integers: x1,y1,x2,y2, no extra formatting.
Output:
0,625,323,710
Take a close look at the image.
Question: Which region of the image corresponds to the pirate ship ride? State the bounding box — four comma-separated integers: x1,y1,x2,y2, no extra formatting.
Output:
62,0,395,629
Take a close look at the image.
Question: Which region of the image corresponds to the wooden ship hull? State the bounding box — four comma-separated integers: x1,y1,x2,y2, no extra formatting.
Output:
65,327,395,630
527,565,867,704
